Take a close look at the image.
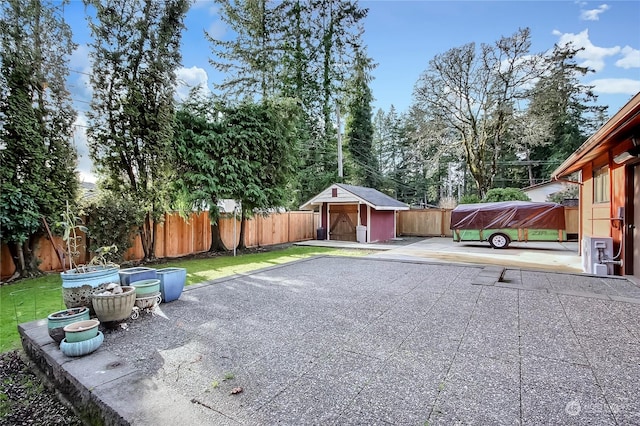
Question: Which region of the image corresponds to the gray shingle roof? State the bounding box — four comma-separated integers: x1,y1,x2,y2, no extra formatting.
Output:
336,184,408,209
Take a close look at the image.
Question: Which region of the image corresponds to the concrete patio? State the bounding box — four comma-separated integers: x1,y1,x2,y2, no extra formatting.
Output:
19,251,640,425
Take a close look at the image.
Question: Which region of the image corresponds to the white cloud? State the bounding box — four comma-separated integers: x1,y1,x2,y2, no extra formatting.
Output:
616,46,640,69
72,113,95,182
552,29,620,72
69,44,93,100
590,78,640,95
175,66,211,101
580,4,610,21
207,19,226,40
191,0,219,15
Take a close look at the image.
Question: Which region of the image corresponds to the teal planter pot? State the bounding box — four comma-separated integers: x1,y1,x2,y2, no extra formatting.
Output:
60,331,104,357
63,319,100,343
61,266,120,312
131,279,160,296
47,307,90,343
119,267,157,286
157,267,186,302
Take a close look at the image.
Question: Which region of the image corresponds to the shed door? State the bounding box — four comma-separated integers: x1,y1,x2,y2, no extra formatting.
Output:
329,204,357,242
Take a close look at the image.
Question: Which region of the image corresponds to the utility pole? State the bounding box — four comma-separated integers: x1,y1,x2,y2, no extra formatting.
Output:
336,100,343,178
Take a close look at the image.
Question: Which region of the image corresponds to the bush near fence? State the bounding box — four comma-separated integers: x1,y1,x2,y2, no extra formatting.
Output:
0,207,579,279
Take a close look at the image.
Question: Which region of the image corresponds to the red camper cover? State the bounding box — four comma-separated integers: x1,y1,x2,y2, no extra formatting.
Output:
450,201,565,230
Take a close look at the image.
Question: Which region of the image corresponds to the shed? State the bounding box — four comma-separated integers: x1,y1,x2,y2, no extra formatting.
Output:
552,91,640,280
300,184,409,243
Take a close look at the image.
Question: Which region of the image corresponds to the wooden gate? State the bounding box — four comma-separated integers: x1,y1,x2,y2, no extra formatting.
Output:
329,204,357,241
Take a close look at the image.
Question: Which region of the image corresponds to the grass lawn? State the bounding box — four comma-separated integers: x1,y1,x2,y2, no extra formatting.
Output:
1,245,370,353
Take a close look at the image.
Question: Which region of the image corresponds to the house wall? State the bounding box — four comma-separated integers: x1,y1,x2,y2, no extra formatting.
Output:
524,182,571,202
370,210,395,242
579,148,631,275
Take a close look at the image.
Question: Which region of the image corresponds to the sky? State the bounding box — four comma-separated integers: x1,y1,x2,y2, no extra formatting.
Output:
62,0,640,183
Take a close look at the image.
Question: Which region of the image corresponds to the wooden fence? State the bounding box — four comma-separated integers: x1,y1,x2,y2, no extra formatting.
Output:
0,206,579,279
395,206,579,237
1,211,316,279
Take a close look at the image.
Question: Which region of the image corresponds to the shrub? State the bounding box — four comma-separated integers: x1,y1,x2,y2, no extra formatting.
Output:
482,188,531,203
83,193,143,262
459,194,481,204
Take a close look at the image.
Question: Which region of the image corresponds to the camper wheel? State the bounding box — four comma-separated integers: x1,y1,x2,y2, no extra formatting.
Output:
489,233,510,249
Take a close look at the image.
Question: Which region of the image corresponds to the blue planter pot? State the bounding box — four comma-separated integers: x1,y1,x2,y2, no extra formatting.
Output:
119,267,157,286
61,266,120,312
156,267,186,302
60,331,104,357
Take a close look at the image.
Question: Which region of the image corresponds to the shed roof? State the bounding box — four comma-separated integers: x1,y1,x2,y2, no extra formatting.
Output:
300,183,409,211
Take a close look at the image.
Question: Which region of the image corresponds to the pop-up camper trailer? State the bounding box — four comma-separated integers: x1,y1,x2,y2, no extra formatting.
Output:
450,201,566,249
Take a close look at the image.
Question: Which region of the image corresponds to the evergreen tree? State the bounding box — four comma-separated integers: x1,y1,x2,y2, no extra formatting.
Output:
174,95,301,250
84,0,190,260
0,0,78,278
207,0,368,205
527,43,608,179
344,47,378,188
207,0,280,100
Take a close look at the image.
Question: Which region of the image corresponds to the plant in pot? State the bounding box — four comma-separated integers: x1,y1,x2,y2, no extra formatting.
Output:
57,202,120,311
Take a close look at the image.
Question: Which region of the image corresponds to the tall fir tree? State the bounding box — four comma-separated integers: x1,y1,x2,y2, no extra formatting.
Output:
0,0,78,278
526,43,608,179
84,0,190,260
344,46,378,188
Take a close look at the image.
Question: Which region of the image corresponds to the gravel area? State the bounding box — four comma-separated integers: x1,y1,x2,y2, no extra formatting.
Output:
0,350,83,425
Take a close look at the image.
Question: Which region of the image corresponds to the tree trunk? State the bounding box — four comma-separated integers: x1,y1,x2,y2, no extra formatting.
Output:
139,212,155,261
209,221,228,252
7,236,43,280
237,212,247,250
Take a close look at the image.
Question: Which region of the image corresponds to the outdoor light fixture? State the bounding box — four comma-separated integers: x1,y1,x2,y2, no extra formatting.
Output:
613,151,637,164
613,138,640,164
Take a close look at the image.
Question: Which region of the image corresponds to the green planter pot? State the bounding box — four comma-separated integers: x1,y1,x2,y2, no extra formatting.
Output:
131,279,160,297
63,319,100,343
47,307,90,343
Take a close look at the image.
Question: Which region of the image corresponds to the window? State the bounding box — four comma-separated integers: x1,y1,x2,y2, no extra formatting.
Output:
593,165,610,203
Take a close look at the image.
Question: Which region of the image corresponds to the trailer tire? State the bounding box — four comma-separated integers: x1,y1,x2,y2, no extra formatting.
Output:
489,233,510,249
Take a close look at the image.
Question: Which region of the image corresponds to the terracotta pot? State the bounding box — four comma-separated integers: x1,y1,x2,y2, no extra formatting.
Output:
91,286,136,323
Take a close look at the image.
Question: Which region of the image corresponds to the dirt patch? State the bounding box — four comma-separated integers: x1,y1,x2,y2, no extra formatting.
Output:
0,350,83,425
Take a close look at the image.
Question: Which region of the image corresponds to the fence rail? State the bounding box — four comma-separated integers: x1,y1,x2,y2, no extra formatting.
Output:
1,211,317,279
0,206,580,279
